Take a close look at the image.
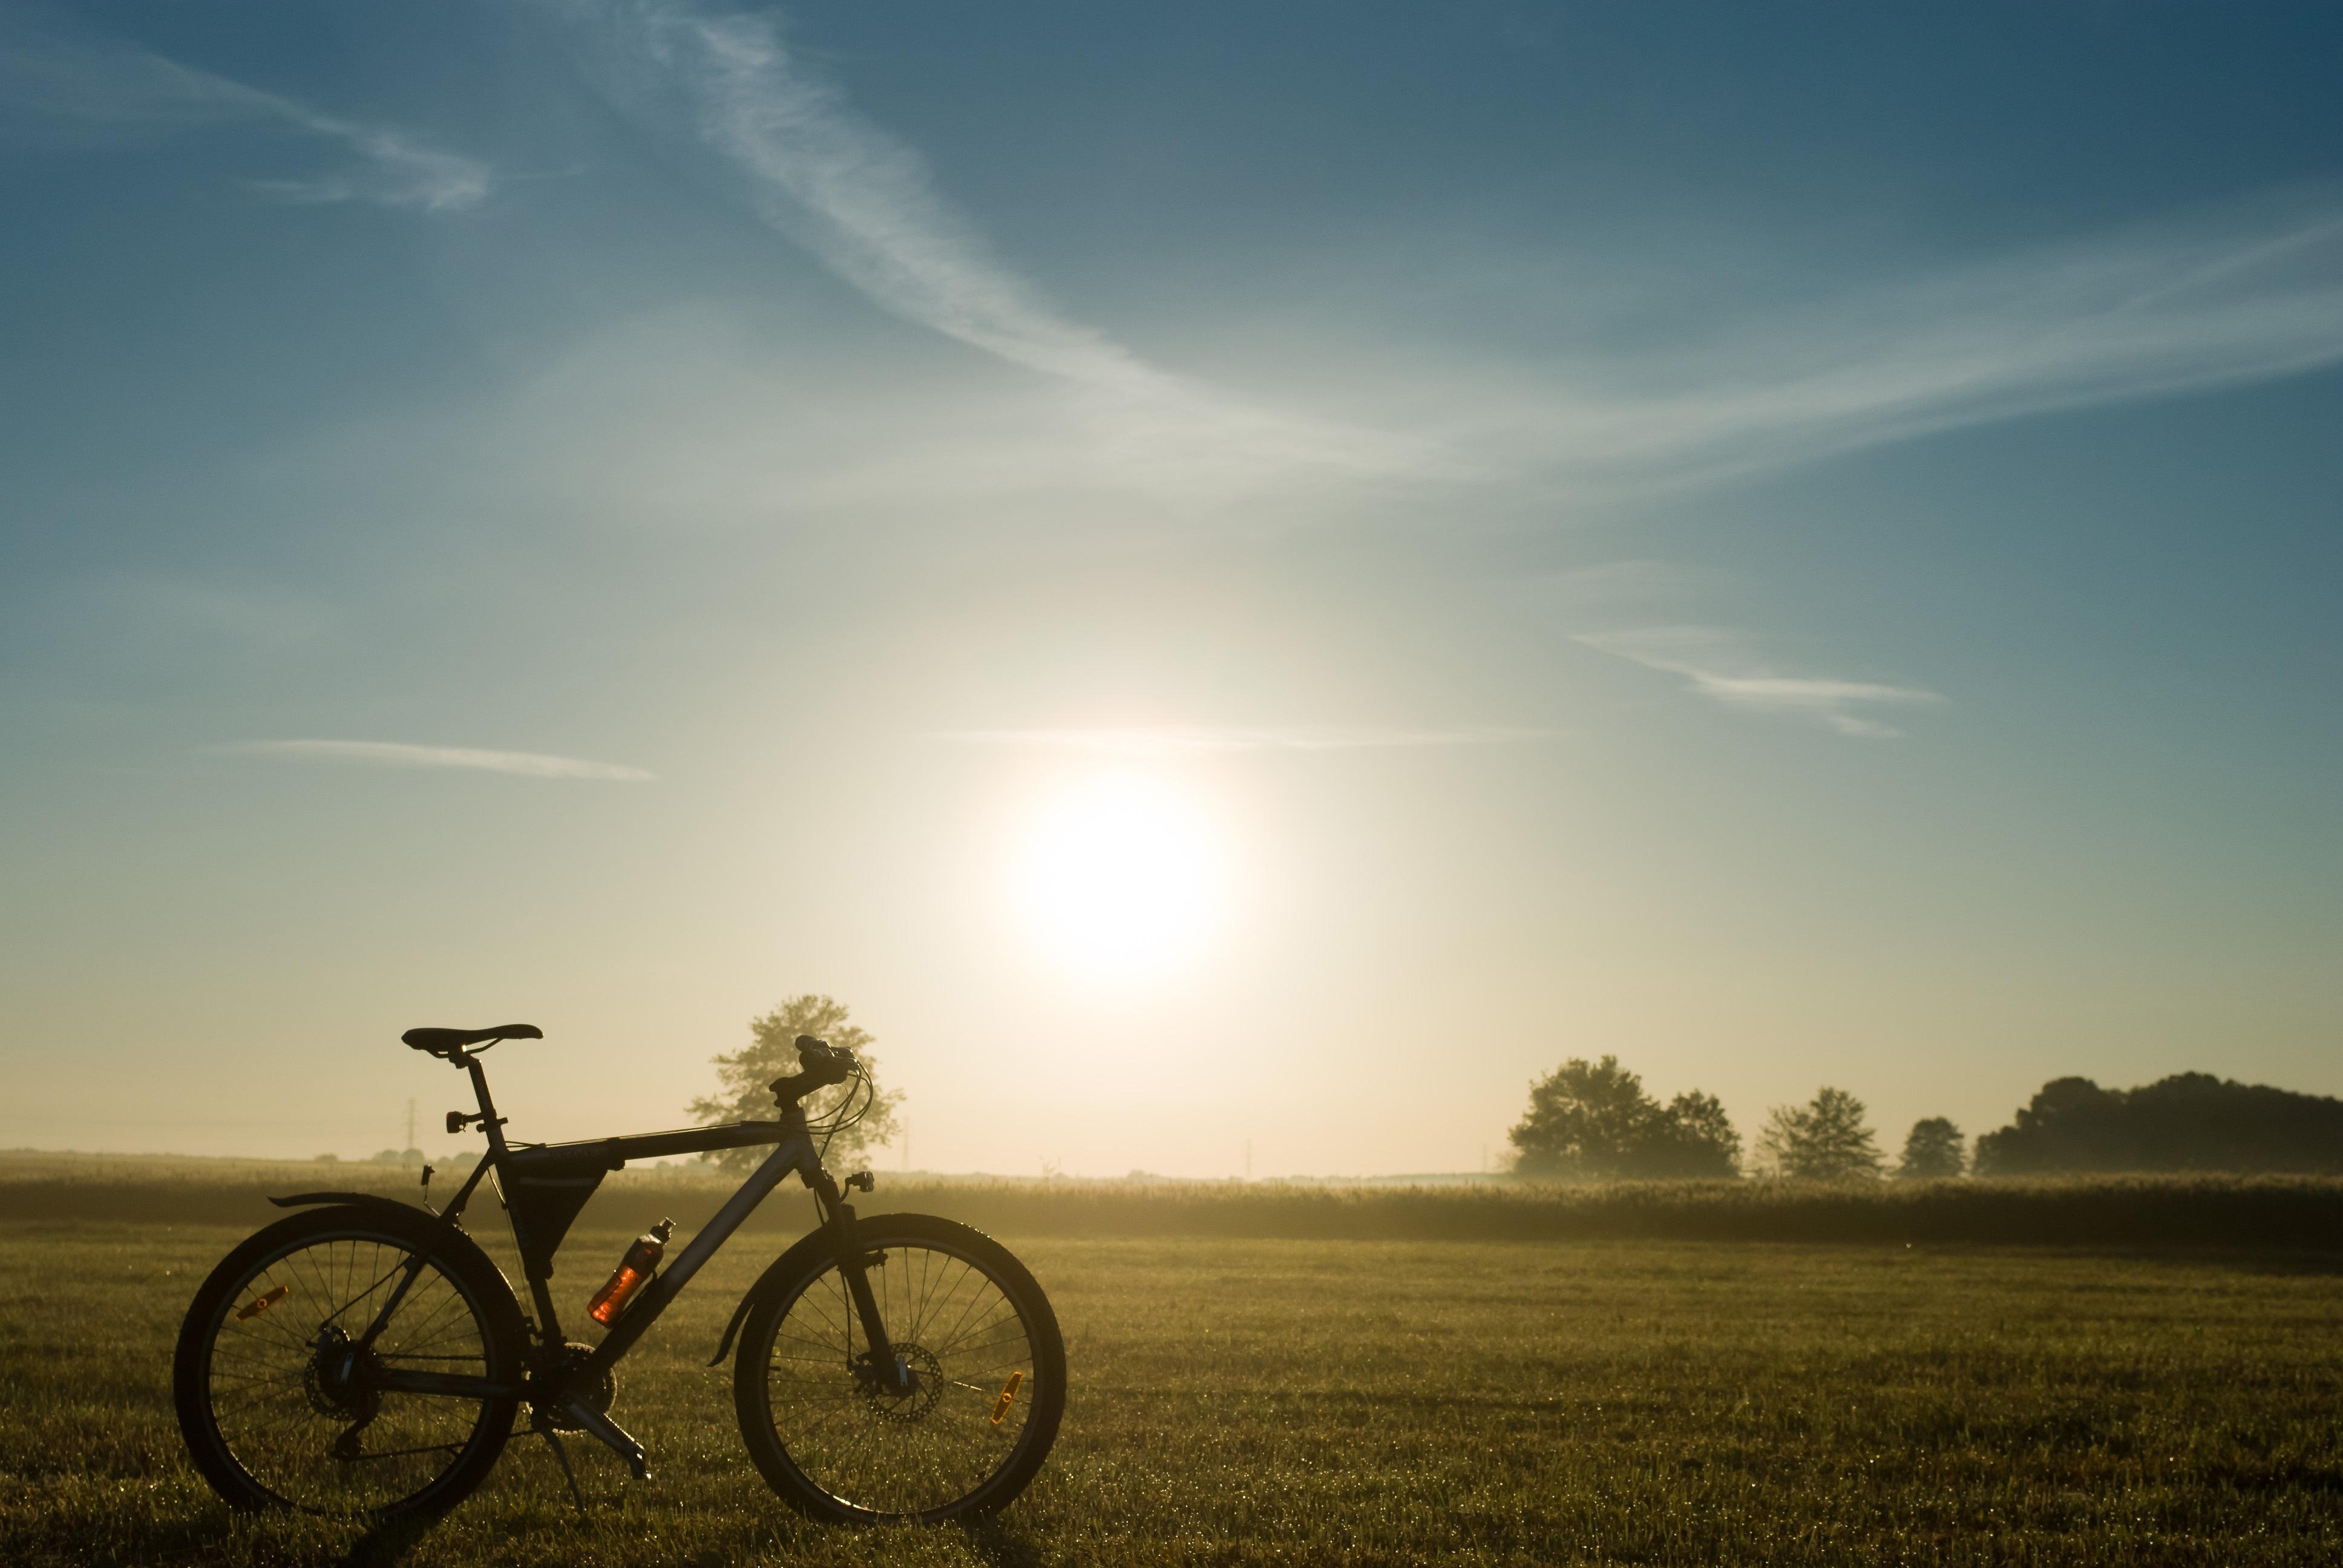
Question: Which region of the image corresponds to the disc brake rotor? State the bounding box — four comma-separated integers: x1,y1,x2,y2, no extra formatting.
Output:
859,1344,945,1425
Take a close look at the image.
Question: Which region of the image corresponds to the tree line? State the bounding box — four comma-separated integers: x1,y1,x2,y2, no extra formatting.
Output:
1507,1057,2343,1180
1974,1073,2343,1175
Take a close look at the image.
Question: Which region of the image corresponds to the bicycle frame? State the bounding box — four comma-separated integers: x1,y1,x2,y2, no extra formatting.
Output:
396,1044,896,1477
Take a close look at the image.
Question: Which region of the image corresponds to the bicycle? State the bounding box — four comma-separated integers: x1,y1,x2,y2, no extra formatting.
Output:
172,1025,1064,1523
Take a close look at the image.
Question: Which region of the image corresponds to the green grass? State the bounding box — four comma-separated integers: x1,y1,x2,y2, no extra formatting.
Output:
4,1210,2342,1566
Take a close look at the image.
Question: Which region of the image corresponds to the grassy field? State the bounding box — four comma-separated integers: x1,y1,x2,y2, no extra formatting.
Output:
4,1201,2341,1566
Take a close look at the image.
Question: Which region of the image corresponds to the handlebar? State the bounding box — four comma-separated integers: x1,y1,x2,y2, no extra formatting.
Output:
770,1034,860,1108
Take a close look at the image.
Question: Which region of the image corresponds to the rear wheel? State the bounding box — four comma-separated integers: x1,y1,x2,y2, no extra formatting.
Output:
733,1213,1065,1522
174,1205,525,1518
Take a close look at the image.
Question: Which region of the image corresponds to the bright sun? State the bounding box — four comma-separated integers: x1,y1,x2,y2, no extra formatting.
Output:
1015,773,1226,985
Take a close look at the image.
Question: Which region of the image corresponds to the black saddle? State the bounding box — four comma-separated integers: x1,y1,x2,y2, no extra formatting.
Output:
402,1024,543,1056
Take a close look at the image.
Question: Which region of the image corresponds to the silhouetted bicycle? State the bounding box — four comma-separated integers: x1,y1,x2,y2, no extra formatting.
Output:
172,1026,1063,1523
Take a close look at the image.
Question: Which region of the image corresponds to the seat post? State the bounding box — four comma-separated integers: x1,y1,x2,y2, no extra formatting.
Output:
452,1048,558,1336
459,1052,511,1159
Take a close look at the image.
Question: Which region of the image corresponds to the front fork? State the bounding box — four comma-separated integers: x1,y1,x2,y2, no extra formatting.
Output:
814,1175,906,1391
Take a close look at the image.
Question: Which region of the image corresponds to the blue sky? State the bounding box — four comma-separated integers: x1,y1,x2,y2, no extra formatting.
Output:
3,2,2338,1172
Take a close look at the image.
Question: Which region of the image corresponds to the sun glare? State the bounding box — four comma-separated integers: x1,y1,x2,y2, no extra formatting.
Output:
1015,773,1226,985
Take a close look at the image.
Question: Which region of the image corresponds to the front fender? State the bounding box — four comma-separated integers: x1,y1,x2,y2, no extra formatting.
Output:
709,1226,840,1367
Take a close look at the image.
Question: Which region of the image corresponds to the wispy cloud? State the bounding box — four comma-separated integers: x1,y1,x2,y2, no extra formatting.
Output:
1576,629,1941,739
1469,195,2343,492
228,740,653,780
548,5,2343,509
82,2,2328,534
542,1,1446,494
0,20,490,210
606,3,1167,399
241,125,490,212
944,725,1547,754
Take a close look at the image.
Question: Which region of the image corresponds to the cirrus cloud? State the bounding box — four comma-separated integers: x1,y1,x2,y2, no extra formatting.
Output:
225,739,654,780
1576,629,1942,739
0,15,491,211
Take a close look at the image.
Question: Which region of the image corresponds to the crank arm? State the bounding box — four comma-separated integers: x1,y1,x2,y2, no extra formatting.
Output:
557,1399,652,1481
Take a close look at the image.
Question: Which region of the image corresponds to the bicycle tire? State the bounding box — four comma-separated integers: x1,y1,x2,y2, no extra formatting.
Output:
732,1212,1066,1523
174,1203,527,1518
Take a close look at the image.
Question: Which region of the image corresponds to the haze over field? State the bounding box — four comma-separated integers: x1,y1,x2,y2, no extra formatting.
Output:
2,2,2338,1175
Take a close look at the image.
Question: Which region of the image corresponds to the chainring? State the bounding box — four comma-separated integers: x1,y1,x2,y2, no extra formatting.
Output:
534,1341,618,1432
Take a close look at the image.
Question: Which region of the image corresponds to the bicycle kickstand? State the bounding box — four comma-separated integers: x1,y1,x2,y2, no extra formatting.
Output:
533,1423,588,1513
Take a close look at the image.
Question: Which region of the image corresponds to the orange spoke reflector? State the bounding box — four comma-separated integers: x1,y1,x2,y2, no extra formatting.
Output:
990,1370,1024,1426
235,1285,291,1321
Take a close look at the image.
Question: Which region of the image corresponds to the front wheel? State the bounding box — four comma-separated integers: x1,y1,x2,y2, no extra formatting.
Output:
733,1213,1066,1523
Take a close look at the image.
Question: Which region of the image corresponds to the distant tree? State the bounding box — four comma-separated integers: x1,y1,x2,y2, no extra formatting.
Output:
1753,1088,1883,1181
1896,1117,1966,1179
1974,1073,2343,1175
1643,1090,1743,1179
1509,1056,1651,1178
689,995,903,1174
1507,1056,1740,1179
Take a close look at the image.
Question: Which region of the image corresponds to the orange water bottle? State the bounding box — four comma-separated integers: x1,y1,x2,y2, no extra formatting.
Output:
587,1218,675,1325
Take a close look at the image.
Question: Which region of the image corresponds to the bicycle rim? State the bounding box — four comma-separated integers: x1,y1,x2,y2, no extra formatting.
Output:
195,1229,504,1513
754,1236,1046,1518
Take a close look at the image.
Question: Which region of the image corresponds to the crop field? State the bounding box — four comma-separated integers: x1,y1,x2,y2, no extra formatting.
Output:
10,1152,2343,1247
5,1191,2342,1566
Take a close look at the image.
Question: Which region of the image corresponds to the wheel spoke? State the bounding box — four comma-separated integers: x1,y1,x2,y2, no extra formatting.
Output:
338,1440,468,1463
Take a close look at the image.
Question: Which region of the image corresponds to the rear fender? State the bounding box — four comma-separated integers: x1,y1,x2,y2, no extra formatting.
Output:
266,1192,520,1324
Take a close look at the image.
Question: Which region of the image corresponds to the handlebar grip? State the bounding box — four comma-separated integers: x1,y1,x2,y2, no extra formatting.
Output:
770,1034,856,1108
